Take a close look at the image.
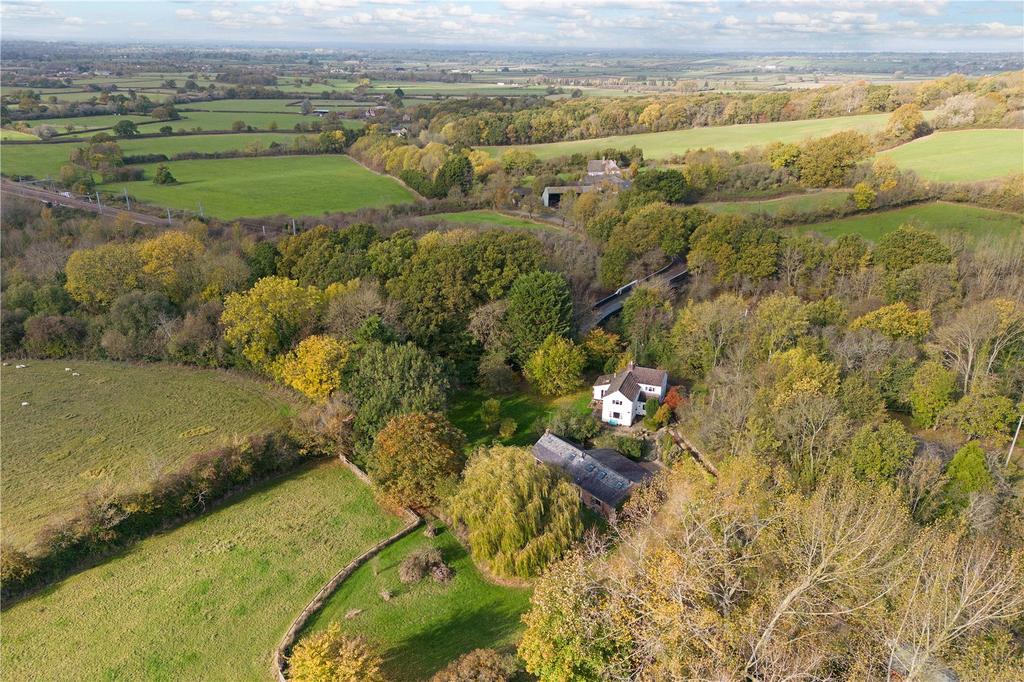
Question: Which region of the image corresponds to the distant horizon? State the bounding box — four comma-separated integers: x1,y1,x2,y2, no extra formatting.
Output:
2,1,1022,52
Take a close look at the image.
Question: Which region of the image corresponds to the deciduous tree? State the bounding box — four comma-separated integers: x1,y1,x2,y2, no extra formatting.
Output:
369,412,465,508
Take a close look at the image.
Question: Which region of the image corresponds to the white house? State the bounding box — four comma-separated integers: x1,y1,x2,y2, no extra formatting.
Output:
592,362,669,426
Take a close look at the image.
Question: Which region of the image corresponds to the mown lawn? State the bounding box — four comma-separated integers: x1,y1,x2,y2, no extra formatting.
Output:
796,201,1023,243
448,388,592,450
305,527,532,681
1,132,308,178
1,360,301,548
421,209,556,231
1,462,403,681
880,129,1023,182
482,112,896,160
703,189,851,217
99,155,416,219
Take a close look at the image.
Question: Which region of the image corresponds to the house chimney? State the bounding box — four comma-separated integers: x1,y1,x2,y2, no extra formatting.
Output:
627,360,635,370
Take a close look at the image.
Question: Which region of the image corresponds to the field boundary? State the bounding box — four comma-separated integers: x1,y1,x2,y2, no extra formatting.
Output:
271,454,421,682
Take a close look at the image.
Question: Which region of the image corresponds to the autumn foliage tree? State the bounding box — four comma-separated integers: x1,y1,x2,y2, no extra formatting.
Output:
288,623,386,682
272,334,350,402
524,334,586,396
368,412,465,508
450,446,583,579
221,276,323,368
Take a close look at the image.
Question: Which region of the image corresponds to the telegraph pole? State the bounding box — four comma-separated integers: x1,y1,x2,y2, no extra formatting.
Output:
1006,413,1023,467
123,187,131,210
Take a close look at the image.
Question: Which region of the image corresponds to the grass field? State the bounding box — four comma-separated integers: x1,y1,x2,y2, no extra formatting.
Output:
101,155,416,219
448,388,592,450
305,526,531,681
796,201,1023,243
0,361,300,548
421,209,555,231
1,461,404,681
0,129,39,141
1,132,308,178
482,112,897,161
20,114,155,134
703,189,851,216
880,129,1023,182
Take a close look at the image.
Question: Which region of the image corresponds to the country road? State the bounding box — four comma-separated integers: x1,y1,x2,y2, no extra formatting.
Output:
1,179,171,227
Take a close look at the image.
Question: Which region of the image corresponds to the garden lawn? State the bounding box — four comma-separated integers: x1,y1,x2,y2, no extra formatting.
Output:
304,527,532,681
0,132,307,178
483,112,897,161
796,201,1023,243
703,189,851,216
421,209,556,231
1,462,404,681
448,388,592,450
0,360,301,548
101,155,416,219
879,129,1024,182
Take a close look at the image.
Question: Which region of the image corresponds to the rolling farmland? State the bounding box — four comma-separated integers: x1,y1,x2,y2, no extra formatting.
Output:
879,129,1024,182
796,201,1023,243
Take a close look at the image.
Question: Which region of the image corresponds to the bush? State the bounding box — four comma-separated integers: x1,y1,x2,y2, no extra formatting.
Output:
288,623,386,682
595,433,646,461
152,164,177,185
544,406,600,444
430,648,518,682
498,418,517,440
398,546,446,584
22,314,86,358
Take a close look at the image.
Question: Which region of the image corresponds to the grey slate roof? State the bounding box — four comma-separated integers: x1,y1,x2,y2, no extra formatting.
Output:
587,159,622,175
532,432,651,508
597,364,668,402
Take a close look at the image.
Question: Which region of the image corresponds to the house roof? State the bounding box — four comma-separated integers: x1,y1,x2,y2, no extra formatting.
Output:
587,159,622,174
542,185,597,195
532,433,651,508
595,364,668,402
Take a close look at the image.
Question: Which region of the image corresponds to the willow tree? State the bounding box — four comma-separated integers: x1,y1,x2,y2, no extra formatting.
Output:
449,446,582,579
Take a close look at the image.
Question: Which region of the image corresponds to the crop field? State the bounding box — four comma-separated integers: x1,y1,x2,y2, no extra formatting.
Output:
1,462,404,681
0,361,301,549
796,201,1023,243
880,129,1023,182
305,527,531,681
448,388,592,450
1,132,307,178
420,209,556,231
703,190,851,216
483,112,897,160
103,155,416,219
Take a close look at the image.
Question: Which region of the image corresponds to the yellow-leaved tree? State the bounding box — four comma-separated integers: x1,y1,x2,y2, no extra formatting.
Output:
288,623,386,682
221,276,323,369
272,334,349,402
138,230,205,304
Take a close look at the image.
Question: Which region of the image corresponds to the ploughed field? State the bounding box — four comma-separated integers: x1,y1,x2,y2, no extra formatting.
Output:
0,360,300,548
1,462,403,681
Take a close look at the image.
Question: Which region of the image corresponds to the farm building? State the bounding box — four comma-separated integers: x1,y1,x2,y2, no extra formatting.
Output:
592,362,668,426
532,432,654,518
541,184,596,208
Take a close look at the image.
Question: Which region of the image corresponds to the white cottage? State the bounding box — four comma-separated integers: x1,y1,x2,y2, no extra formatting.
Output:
592,362,669,426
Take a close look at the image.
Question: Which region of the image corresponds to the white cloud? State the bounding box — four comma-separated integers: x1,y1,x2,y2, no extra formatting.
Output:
175,8,200,20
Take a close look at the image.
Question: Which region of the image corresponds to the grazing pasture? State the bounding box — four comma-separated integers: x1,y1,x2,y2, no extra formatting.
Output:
0,361,300,548
0,462,403,681
879,129,1024,182
0,129,39,141
0,132,308,178
703,190,852,216
420,209,556,231
796,201,1023,243
482,112,897,160
103,155,416,219
304,527,531,681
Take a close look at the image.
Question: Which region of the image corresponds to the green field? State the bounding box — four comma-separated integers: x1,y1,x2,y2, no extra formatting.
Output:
880,129,1023,182
20,114,155,134
102,155,415,219
1,132,308,178
180,99,307,113
305,527,531,681
483,113,897,161
1,361,300,548
703,190,851,216
0,129,39,141
421,209,555,231
797,201,1023,243
1,462,403,681
448,388,592,450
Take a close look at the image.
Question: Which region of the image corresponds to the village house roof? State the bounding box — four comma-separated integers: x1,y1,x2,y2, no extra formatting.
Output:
595,364,668,402
532,432,651,508
587,158,622,175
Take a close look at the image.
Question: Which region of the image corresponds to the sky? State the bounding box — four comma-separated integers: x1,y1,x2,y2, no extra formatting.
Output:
1,0,1022,51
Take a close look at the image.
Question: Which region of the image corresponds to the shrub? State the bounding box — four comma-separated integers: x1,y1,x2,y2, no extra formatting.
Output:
22,314,86,358
498,418,517,440
942,441,994,513
544,406,600,444
430,648,518,682
288,623,386,682
152,164,177,185
595,433,646,461
398,546,446,584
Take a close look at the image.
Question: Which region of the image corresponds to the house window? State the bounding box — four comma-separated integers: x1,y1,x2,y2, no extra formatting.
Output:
612,399,622,405
600,389,606,397
612,411,620,419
